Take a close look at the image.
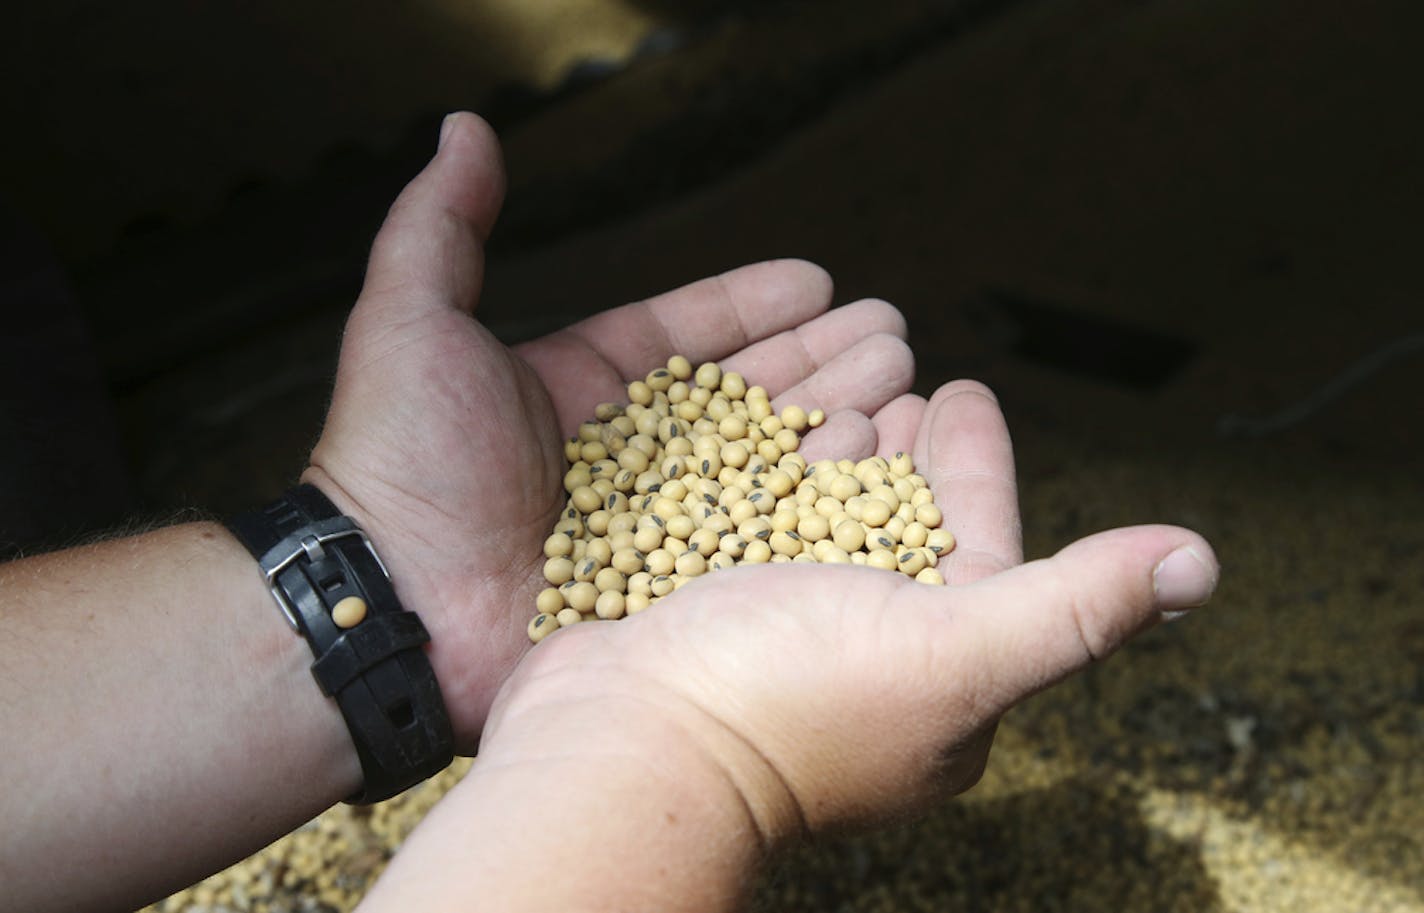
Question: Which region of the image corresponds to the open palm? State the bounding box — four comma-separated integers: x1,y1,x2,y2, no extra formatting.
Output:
481,390,1215,842
303,114,928,749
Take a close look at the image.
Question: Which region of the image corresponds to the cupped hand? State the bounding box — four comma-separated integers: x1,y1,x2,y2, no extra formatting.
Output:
302,113,919,750
480,377,1219,843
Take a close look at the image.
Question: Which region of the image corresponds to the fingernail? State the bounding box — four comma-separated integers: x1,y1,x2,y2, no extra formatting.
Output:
438,113,459,150
1153,545,1217,618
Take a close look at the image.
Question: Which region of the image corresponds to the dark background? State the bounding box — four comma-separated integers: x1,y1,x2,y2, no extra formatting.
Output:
3,1,1421,910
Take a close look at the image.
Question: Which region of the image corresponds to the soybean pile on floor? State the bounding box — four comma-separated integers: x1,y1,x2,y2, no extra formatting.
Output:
528,355,955,643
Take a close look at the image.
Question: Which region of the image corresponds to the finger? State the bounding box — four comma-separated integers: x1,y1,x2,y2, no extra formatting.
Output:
718,299,908,397
516,260,834,430
915,380,1021,585
360,112,506,318
921,526,1219,721
798,410,878,464
768,333,915,422
870,394,926,460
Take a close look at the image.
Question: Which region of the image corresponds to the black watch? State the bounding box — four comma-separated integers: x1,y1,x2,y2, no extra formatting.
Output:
227,484,454,804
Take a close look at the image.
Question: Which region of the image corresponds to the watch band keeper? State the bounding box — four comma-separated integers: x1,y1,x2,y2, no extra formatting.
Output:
311,611,432,697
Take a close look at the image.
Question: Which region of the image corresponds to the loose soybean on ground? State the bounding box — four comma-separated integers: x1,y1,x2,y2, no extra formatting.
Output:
527,355,955,643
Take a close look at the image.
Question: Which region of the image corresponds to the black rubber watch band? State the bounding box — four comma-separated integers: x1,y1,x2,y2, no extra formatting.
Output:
228,484,454,804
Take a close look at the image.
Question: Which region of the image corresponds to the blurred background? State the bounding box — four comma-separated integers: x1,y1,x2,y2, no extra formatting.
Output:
2,0,1421,910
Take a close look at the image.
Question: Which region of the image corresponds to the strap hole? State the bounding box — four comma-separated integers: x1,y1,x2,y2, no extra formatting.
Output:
386,698,415,730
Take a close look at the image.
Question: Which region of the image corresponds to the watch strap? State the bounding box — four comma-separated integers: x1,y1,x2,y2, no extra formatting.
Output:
228,484,454,804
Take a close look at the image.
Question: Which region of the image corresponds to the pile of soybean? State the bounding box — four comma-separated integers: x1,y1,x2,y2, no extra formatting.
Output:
528,355,954,643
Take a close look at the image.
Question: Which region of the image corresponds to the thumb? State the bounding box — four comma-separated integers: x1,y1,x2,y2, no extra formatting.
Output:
938,525,1219,716
359,111,506,318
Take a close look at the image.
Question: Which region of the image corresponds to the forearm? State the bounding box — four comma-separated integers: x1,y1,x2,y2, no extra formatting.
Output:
358,698,771,913
0,522,361,913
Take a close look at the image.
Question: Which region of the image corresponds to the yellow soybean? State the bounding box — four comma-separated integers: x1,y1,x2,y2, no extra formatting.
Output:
743,540,772,563
331,596,368,629
915,567,946,586
646,549,676,576
833,520,866,552
595,590,627,620
926,529,956,554
769,530,803,557
543,532,574,558
828,473,862,502
530,354,953,642
902,522,929,549
594,567,626,593
867,549,898,571
536,587,564,615
860,499,892,528
674,550,707,577
612,548,646,575
529,613,560,642
694,362,722,390
565,582,598,612
544,557,575,586
797,514,831,542
898,549,928,576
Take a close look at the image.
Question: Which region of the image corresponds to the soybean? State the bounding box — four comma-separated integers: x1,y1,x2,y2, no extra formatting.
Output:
526,354,954,641
331,596,368,629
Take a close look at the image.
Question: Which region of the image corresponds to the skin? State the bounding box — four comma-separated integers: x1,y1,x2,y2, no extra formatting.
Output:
0,113,1218,913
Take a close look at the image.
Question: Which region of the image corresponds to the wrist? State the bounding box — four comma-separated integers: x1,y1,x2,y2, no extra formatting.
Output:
224,486,453,802
485,632,808,848
297,462,538,750
366,658,782,912
210,521,367,800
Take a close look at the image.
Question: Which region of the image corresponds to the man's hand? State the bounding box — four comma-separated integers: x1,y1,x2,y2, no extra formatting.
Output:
358,368,1218,912
302,112,919,749
479,373,1219,838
